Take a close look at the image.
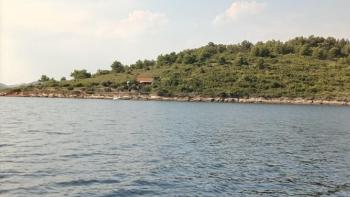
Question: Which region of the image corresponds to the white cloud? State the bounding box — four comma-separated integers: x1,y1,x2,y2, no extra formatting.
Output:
99,10,168,38
213,1,266,24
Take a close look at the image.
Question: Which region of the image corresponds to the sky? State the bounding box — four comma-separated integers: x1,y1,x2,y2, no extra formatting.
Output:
0,0,349,85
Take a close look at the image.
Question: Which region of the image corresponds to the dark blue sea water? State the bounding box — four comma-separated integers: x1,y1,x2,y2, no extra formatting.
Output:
1,97,350,196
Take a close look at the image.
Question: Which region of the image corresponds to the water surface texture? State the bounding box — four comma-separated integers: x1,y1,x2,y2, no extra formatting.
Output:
1,97,350,196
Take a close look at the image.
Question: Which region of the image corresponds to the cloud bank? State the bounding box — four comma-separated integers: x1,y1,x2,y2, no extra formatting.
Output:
213,1,266,24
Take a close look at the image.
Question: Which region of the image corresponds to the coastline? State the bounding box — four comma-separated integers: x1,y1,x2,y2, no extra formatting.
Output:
1,91,349,106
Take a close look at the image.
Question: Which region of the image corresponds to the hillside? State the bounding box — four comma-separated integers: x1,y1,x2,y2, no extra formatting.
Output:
3,36,350,101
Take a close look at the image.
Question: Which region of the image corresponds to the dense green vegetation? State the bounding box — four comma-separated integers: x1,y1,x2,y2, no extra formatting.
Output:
7,36,350,100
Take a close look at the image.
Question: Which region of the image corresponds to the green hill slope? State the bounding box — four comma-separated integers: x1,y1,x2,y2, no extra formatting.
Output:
9,36,350,100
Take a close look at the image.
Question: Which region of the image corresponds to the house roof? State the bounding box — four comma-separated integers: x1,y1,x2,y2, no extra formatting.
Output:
136,74,154,83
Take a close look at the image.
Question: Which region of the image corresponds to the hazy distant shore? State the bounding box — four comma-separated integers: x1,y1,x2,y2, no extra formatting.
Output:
1,91,349,106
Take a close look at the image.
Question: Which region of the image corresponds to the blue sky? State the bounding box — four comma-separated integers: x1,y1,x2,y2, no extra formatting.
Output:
1,0,349,84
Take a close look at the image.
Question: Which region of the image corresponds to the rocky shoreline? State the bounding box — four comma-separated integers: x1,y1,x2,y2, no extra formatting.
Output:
1,91,349,106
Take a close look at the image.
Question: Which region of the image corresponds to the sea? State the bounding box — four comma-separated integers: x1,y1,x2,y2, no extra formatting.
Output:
1,97,350,196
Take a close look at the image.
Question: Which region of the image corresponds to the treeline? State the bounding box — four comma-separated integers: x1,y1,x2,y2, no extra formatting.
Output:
154,36,350,67
34,36,350,100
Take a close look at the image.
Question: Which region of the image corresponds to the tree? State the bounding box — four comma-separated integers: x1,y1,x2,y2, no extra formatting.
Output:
207,42,215,47
111,60,125,73
183,54,197,64
260,47,271,57
328,47,341,58
157,52,177,66
256,58,265,69
143,60,156,67
134,60,144,69
234,55,248,66
131,59,156,69
240,40,253,51
165,52,178,64
299,45,312,56
251,47,260,56
60,77,66,81
251,45,271,57
70,69,91,80
312,48,326,59
39,75,50,82
218,56,227,65
95,69,110,76
199,49,212,62
341,44,350,56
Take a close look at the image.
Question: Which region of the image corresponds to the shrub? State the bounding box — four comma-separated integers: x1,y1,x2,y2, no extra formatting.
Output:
75,83,83,87
157,89,172,97
101,81,113,87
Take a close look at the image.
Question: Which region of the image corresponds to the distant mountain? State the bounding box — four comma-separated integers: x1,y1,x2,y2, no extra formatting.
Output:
0,82,40,89
0,83,7,89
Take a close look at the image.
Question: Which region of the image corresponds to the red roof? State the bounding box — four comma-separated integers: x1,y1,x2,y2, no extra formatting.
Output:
136,75,154,83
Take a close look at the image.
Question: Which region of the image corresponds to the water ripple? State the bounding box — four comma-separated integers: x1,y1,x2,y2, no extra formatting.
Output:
0,97,350,196
55,179,120,187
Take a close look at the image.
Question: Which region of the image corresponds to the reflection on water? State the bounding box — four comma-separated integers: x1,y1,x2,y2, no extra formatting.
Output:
1,97,350,196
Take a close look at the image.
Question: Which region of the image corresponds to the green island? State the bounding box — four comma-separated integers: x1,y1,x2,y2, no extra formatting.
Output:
1,36,350,105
